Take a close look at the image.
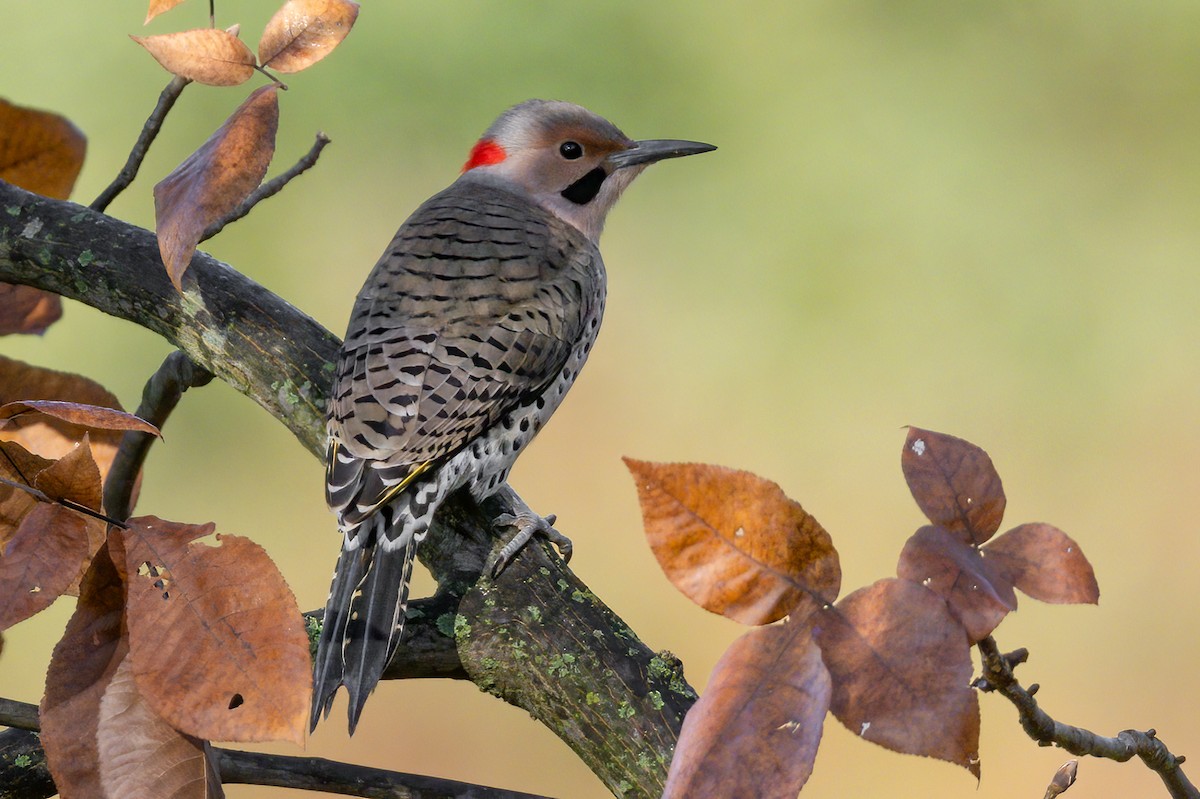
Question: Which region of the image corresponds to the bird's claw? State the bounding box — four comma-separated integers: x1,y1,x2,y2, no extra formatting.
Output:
490,510,573,577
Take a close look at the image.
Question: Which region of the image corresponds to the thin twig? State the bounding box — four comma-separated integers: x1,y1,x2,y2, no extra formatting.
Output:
102,351,213,521
200,132,331,242
91,76,190,212
975,637,1198,799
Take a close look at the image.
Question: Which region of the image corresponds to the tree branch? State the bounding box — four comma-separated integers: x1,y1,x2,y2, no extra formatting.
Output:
975,637,1197,799
200,132,331,242
103,350,213,520
0,181,695,797
90,76,190,213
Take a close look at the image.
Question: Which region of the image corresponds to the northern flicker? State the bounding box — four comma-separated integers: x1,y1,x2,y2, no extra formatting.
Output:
312,99,714,732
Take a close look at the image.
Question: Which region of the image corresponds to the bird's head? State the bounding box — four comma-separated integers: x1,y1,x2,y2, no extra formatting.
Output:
461,99,715,242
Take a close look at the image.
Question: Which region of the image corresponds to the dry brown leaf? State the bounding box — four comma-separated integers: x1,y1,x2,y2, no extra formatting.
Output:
0,98,84,337
0,283,63,336
0,504,92,631
40,543,128,799
625,458,840,625
123,516,311,744
816,578,981,776
984,523,1099,605
664,596,829,799
0,440,52,546
0,437,106,628
145,0,190,24
98,656,226,799
0,97,87,200
132,28,256,86
259,0,359,73
0,356,134,477
154,85,279,290
902,427,1006,545
897,525,1016,642
0,400,160,438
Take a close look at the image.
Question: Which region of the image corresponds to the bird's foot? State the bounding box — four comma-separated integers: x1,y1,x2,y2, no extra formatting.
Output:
490,505,573,577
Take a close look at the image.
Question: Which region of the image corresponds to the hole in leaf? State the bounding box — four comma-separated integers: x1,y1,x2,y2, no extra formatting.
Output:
228,693,244,710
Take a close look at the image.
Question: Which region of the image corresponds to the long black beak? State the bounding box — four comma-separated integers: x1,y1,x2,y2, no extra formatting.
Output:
607,139,717,169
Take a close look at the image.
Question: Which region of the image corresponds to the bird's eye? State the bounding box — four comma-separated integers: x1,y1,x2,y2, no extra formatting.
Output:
559,141,583,160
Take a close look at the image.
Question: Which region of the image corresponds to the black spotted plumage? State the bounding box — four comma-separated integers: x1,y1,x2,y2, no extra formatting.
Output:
311,99,713,734
313,179,605,731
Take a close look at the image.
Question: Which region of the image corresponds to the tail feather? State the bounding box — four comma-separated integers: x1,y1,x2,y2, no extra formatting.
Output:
310,541,368,730
341,533,416,729
310,515,418,734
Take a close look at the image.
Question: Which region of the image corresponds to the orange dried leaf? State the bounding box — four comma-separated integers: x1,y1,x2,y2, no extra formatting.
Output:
123,516,311,744
625,458,840,624
0,98,86,200
40,543,127,798
902,427,1006,545
984,523,1099,605
0,283,63,336
816,578,981,776
154,85,279,290
145,0,190,24
132,28,256,86
664,597,829,799
897,525,1015,642
98,656,226,799
259,0,359,73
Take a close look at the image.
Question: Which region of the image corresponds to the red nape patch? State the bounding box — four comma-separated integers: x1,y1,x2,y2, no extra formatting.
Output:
462,139,507,172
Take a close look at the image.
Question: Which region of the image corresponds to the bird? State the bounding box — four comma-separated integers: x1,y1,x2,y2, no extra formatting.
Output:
312,99,715,732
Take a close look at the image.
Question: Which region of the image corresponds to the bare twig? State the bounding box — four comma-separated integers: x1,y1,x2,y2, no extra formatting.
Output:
102,350,213,521
975,637,1198,799
91,76,190,212
200,132,331,242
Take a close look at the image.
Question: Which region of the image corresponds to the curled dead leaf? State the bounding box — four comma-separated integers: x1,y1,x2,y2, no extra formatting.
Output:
259,0,360,73
624,458,840,625
154,85,279,290
0,355,144,490
0,400,159,437
132,28,256,86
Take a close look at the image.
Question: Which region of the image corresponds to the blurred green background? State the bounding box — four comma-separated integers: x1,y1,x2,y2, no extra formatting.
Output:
5,1,1200,797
